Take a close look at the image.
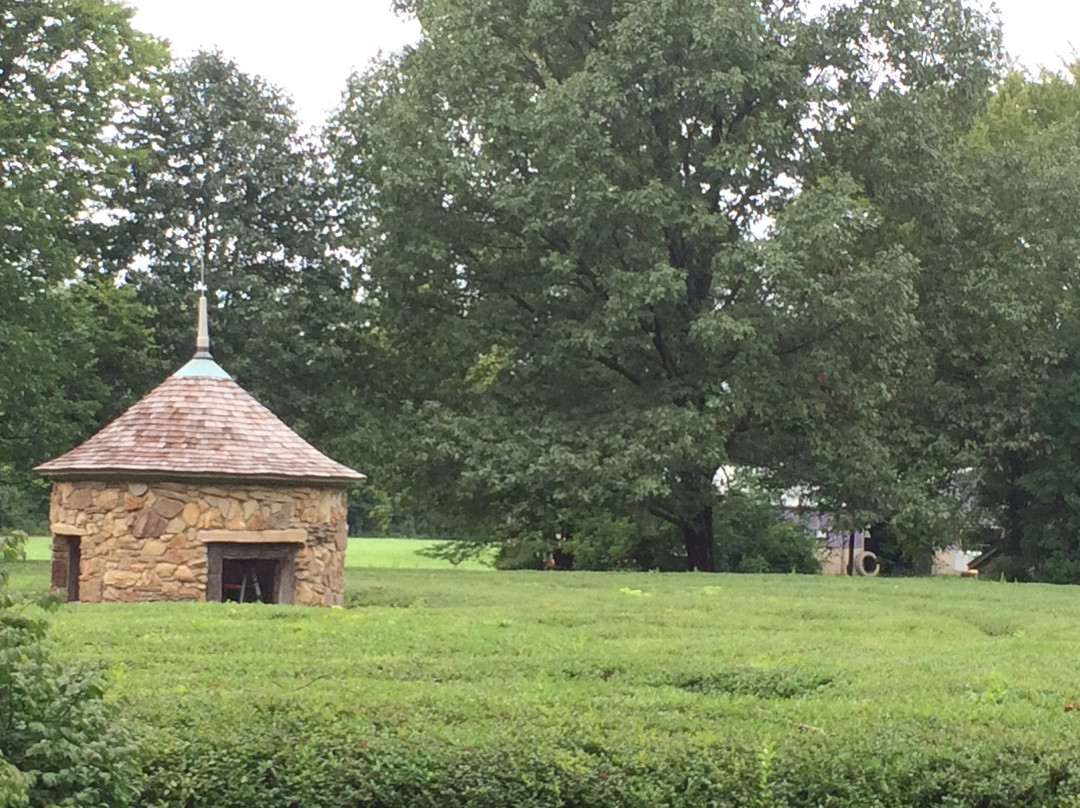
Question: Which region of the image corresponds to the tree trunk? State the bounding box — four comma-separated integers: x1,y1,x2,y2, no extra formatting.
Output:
999,450,1030,557
682,506,715,572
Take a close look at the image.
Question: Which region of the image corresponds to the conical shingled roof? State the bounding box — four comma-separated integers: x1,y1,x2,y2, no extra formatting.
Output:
35,297,363,485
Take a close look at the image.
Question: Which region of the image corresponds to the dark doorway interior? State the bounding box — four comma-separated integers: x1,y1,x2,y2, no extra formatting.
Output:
206,542,296,604
65,536,80,602
221,558,278,603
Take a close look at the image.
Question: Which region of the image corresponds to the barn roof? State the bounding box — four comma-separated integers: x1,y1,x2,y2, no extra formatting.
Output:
35,295,364,485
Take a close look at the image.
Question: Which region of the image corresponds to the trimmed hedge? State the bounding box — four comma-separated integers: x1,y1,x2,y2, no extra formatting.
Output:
133,708,1080,808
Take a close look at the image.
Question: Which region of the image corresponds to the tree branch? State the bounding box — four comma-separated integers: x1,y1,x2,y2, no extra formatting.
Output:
596,354,643,387
778,322,844,357
647,503,681,527
509,292,536,314
650,318,681,381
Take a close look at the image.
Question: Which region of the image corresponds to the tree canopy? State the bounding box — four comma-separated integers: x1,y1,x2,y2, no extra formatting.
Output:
329,0,1002,569
8,0,1080,579
0,0,164,528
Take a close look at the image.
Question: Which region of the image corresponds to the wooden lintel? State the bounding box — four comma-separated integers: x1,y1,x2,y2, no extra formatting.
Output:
198,529,307,544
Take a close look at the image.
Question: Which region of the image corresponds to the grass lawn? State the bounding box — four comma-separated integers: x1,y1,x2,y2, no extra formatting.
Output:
18,534,493,568
345,536,493,569
7,547,1080,755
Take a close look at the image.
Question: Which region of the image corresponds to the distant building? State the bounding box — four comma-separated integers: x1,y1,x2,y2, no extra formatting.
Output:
718,467,978,576
35,295,363,605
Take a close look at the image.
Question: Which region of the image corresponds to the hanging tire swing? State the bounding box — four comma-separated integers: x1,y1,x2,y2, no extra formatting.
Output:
853,550,880,577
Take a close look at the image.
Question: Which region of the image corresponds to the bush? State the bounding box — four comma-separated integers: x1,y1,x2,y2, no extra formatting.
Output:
489,512,684,571
475,496,820,574
713,491,821,574
558,514,683,571
0,757,31,808
131,706,1080,808
0,532,136,808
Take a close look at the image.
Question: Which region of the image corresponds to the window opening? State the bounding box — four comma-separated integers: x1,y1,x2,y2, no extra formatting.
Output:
206,542,296,605
221,557,278,603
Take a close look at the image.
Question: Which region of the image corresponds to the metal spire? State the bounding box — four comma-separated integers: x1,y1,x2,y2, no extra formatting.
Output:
173,240,229,376
194,250,211,358
195,293,211,358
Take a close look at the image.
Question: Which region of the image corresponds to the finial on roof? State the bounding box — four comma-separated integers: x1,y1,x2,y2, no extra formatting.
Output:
195,292,211,358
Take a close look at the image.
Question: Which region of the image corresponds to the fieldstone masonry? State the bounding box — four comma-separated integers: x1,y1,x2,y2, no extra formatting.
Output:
49,480,347,605
37,296,362,605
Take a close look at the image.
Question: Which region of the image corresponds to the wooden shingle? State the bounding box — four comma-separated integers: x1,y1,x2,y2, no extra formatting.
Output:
36,361,363,484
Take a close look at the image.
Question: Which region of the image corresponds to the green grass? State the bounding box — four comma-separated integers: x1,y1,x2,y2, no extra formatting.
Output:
10,543,1080,804
23,535,50,560
9,544,1080,755
5,558,49,593
6,563,1080,752
345,536,493,569
19,535,493,568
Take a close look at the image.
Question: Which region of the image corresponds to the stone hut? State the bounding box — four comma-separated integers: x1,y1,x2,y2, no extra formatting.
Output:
34,296,363,605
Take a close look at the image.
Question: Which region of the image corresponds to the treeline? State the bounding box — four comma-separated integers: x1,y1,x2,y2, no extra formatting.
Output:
5,0,1080,577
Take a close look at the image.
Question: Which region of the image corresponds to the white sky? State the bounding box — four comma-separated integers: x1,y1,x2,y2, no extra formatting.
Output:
126,0,1079,128
127,0,422,127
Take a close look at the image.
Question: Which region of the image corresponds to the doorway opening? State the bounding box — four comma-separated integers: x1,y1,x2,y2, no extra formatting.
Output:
50,535,81,602
206,542,296,604
66,536,80,601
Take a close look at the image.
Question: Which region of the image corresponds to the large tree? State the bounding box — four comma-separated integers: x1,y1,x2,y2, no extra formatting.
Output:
813,64,1080,569
947,67,1080,579
0,0,164,528
110,52,375,460
331,0,1001,569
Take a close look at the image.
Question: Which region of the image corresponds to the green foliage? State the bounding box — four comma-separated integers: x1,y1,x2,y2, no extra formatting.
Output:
0,756,31,808
0,530,135,807
0,530,27,596
0,0,165,529
0,469,47,536
483,512,682,571
4,571,1080,806
111,51,375,474
1,280,159,485
127,712,1080,808
558,514,646,571
0,531,26,565
713,492,820,574
0,611,137,808
331,0,1001,569
951,67,1080,580
674,667,834,699
114,51,324,367
997,348,1080,582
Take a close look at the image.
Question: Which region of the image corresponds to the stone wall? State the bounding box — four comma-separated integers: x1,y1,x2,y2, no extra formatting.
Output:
49,480,347,605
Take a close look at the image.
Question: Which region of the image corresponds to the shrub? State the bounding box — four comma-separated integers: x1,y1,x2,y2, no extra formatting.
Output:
489,513,684,571
0,757,31,808
131,706,1080,808
713,491,821,574
0,531,136,808
558,514,683,571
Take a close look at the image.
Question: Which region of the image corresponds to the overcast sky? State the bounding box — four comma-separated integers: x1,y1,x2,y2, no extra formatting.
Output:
126,0,1079,128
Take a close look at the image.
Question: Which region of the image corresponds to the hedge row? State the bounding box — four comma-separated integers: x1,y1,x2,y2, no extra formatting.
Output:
132,709,1080,808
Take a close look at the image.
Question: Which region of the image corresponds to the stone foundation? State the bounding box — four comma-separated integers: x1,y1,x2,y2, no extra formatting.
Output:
48,480,347,605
